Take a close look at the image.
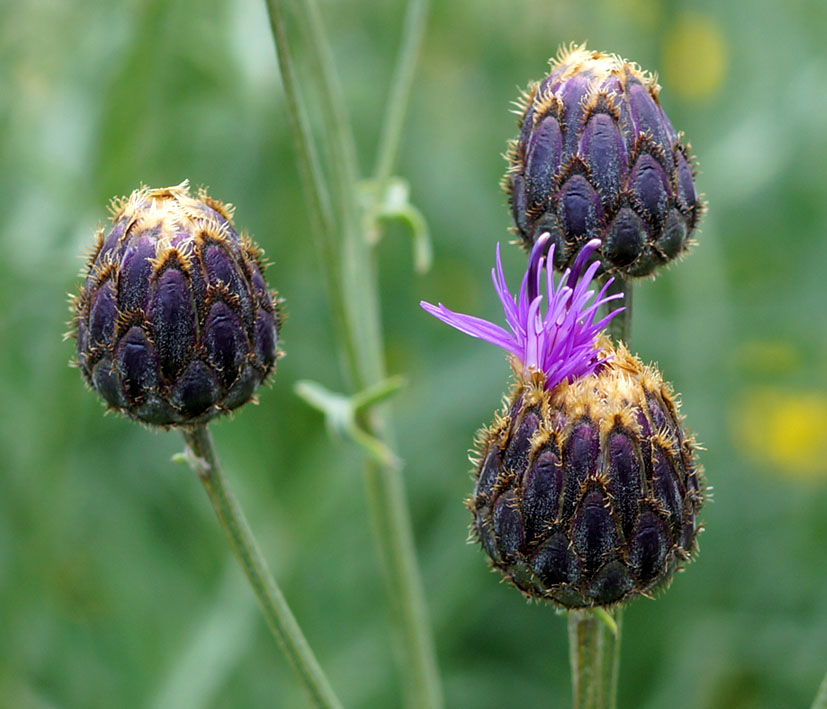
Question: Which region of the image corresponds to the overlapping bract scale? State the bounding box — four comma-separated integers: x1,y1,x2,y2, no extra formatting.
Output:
469,342,705,608
504,45,702,277
71,182,280,426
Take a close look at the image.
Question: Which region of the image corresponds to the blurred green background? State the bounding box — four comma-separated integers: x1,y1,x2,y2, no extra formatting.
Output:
2,0,826,706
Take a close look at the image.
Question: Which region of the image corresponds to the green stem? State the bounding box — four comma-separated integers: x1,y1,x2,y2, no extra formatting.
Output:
264,1,442,706
812,669,827,709
362,456,443,708
567,608,622,709
366,0,429,248
181,425,343,709
373,0,429,190
264,0,357,379
607,607,623,709
568,611,602,709
284,0,383,385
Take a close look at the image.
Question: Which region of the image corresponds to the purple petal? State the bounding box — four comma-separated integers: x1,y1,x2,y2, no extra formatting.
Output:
526,234,551,302
567,238,601,289
420,301,520,356
492,245,522,334
421,235,623,390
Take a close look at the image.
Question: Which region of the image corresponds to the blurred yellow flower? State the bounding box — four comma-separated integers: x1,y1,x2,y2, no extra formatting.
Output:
663,13,727,101
732,388,827,479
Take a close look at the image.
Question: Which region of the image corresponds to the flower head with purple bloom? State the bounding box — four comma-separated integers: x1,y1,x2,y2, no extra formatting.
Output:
421,235,624,390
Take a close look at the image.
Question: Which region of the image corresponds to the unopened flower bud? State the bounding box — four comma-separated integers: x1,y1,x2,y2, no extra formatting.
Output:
504,44,702,277
422,235,704,607
472,342,703,607
70,182,281,426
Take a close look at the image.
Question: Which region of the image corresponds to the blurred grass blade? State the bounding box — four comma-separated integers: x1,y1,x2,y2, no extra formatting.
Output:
152,565,257,709
182,426,343,709
812,669,827,709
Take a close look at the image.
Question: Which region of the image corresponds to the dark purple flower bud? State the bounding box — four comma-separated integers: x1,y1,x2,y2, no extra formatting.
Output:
503,44,704,277
469,342,705,608
70,181,281,426
422,230,704,607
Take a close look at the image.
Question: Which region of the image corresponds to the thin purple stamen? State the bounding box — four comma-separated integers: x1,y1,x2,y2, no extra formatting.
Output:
420,236,624,390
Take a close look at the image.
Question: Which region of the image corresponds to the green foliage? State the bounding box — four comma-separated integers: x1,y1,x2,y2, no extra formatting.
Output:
1,0,826,706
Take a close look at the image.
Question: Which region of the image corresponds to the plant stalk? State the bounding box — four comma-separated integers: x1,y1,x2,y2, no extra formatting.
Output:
567,607,622,709
265,0,357,380
264,1,442,705
181,425,343,709
608,607,623,708
373,0,430,191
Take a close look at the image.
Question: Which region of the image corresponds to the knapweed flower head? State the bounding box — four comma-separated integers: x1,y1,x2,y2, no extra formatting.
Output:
70,181,281,427
422,238,704,607
504,44,703,278
421,235,623,391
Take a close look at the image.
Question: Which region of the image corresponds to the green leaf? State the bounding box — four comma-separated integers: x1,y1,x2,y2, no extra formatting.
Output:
360,177,432,273
294,377,405,466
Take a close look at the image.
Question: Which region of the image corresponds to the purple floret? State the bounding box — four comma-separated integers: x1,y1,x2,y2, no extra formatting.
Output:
421,236,623,390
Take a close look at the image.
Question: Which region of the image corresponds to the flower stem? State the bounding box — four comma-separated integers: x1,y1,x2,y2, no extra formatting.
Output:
181,425,343,709
568,611,601,708
567,608,622,709
373,0,430,191
264,0,357,378
264,1,442,705
608,607,623,708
